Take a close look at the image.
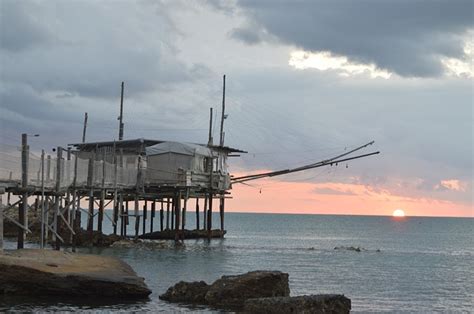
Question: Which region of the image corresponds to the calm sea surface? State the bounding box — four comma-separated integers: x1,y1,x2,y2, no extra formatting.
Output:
1,213,473,312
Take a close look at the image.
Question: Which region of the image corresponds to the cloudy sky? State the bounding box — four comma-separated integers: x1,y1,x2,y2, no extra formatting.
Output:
1,0,472,217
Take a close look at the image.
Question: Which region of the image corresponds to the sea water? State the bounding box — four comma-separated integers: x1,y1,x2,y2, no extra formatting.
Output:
1,213,473,312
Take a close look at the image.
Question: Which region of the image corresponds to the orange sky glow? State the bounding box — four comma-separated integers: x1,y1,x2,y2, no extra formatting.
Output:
227,177,473,218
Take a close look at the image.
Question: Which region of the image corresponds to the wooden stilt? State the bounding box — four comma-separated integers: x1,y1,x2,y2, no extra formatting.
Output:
87,190,94,234
151,201,156,233
166,198,170,230
54,196,61,250
203,196,207,231
174,193,180,242
159,200,164,232
207,192,213,235
182,193,187,240
18,200,24,249
124,200,129,237
195,198,200,230
171,197,175,230
113,198,118,235
142,200,147,235
220,197,225,235
98,189,105,233
134,195,139,240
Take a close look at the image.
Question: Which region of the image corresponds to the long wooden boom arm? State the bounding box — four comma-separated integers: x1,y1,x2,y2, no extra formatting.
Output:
231,141,379,184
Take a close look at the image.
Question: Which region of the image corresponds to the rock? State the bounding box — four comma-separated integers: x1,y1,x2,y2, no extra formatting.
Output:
140,229,226,240
334,246,363,252
243,294,351,314
205,271,290,309
74,230,122,247
0,249,151,298
110,239,171,250
159,281,210,303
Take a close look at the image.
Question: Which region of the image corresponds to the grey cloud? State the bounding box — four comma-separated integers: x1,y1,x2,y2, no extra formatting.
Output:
231,0,473,77
0,0,53,52
0,1,209,99
229,27,263,45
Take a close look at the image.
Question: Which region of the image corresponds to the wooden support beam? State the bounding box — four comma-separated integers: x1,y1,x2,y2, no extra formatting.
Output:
203,196,207,231
166,198,170,230
98,188,105,233
142,200,147,235
0,191,3,251
220,197,225,235
18,133,29,249
174,193,180,242
150,201,156,233
171,197,175,230
134,195,139,240
181,193,187,240
195,198,200,230
159,200,164,232
207,192,213,237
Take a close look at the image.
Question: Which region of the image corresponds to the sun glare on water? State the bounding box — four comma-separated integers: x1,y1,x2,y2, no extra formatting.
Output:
392,209,406,217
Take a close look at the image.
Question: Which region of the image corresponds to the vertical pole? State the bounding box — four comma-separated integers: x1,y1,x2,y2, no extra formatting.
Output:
112,141,118,235
54,147,62,250
98,188,104,233
171,197,175,230
0,190,4,251
72,195,80,252
159,200,164,232
174,192,181,242
40,150,45,248
203,196,207,231
195,198,200,230
98,151,105,233
219,74,226,147
70,148,78,251
46,155,51,182
142,200,147,235
65,148,71,234
207,193,213,235
44,197,50,242
134,195,139,240
118,81,125,141
19,133,29,249
124,200,129,237
118,193,124,236
82,112,88,143
181,191,187,236
220,197,225,235
208,108,213,146
166,198,170,230
150,201,156,233
87,153,95,235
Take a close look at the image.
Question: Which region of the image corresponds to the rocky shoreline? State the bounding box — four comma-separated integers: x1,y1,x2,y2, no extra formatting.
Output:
160,270,351,313
0,249,151,298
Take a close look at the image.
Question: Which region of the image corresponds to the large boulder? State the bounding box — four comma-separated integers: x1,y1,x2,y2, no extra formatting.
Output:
243,294,351,314
159,281,210,303
205,271,290,309
0,249,151,298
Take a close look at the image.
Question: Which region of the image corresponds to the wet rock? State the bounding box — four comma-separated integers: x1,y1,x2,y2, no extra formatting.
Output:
141,229,226,240
74,230,122,247
243,294,351,314
334,246,363,252
205,271,290,309
159,281,210,304
0,249,151,298
110,239,171,250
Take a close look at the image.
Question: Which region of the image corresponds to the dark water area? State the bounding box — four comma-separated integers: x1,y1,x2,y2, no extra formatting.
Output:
1,213,473,312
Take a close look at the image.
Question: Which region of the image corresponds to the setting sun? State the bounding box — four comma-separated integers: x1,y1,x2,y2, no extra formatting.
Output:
393,209,406,217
